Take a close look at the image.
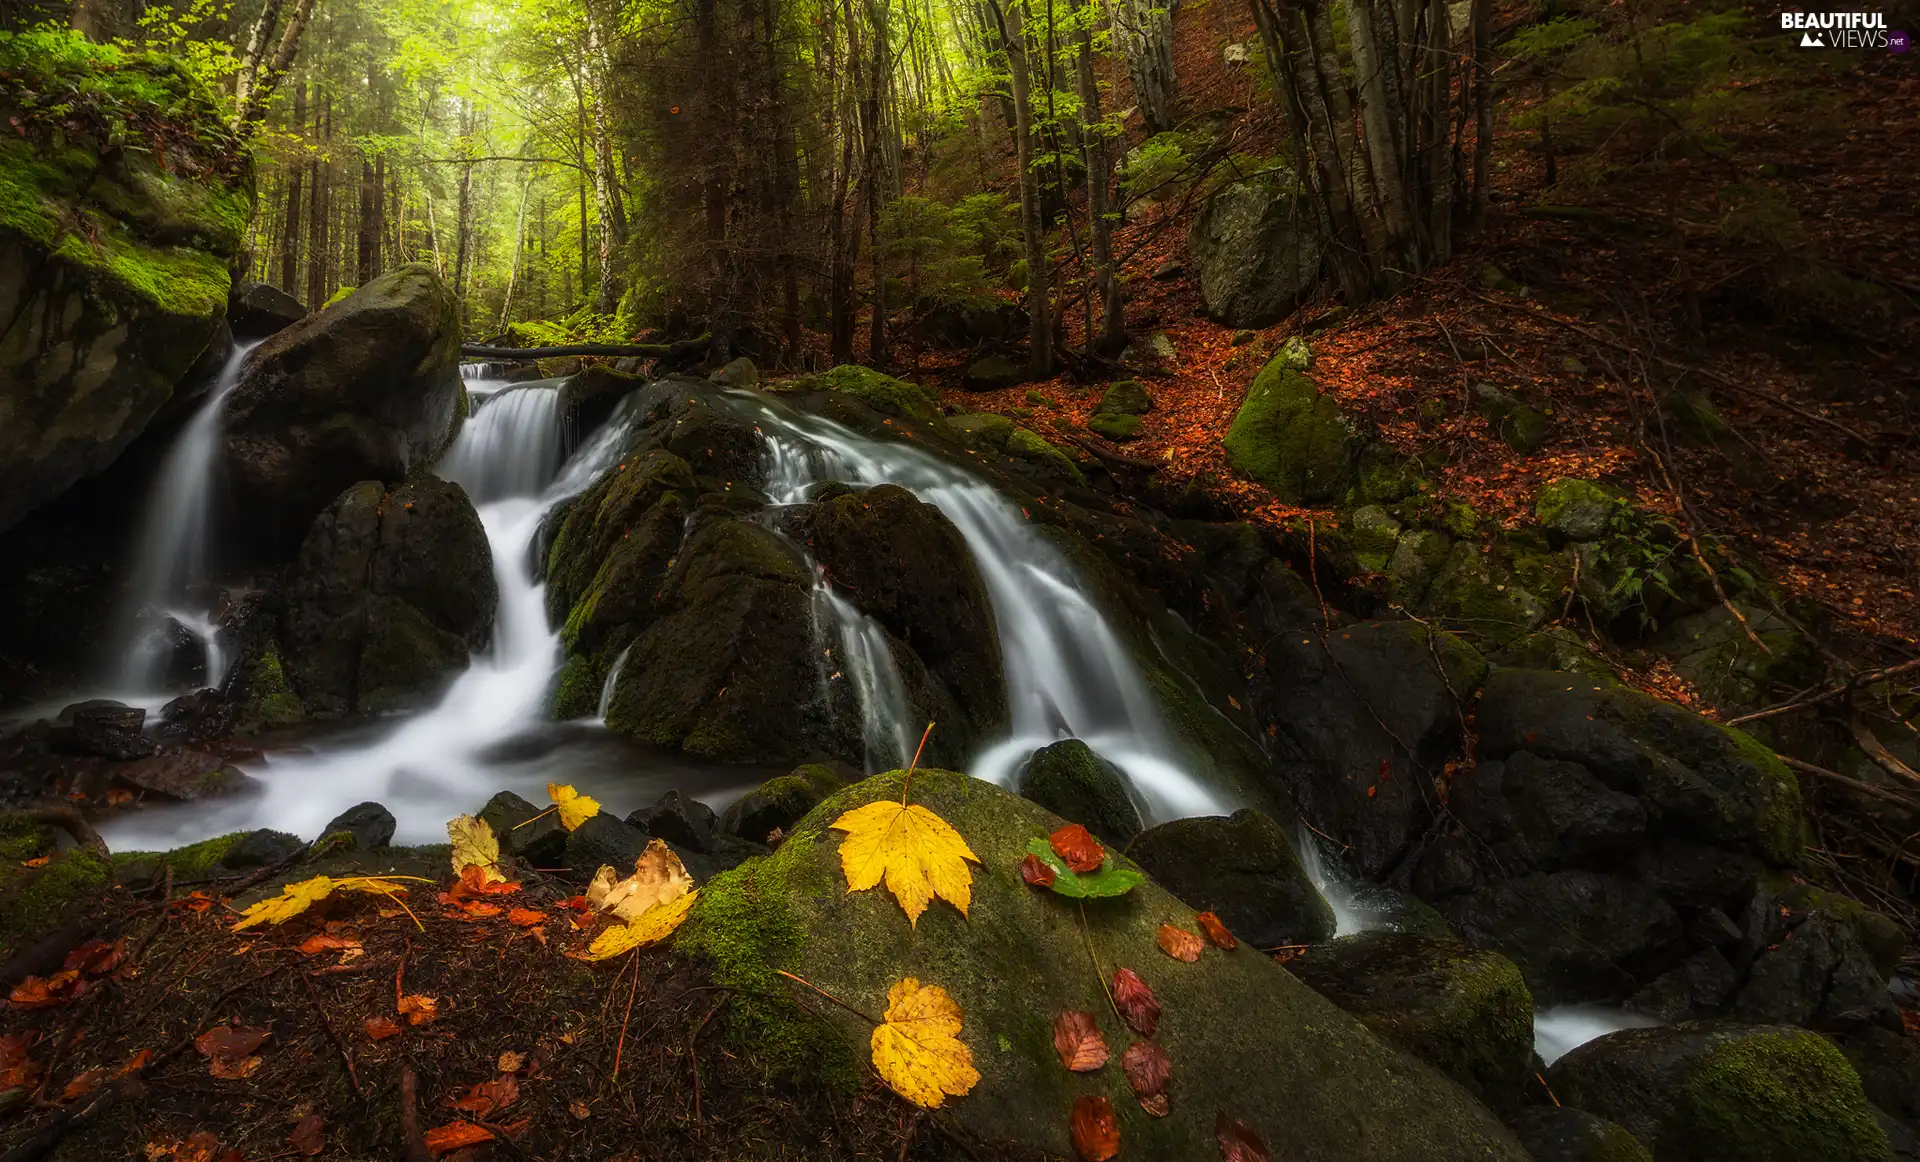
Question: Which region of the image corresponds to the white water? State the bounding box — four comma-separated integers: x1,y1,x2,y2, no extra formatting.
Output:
115,340,262,695
1532,1006,1660,1065
597,644,633,721
739,394,1230,824
812,580,918,770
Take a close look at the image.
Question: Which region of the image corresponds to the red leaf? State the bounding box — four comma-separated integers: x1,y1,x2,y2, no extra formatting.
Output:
1019,853,1056,887
297,933,362,956
62,938,125,976
61,1067,106,1100
1216,1113,1271,1162
507,908,547,927
1070,1094,1120,1161
451,865,521,899
8,971,78,1009
447,1073,520,1117
424,1122,494,1155
363,1016,402,1040
1113,968,1160,1038
1196,911,1238,951
289,1113,326,1156
1049,824,1105,874
1052,1010,1109,1072
194,1024,269,1067
1122,1040,1172,1116
1156,923,1203,962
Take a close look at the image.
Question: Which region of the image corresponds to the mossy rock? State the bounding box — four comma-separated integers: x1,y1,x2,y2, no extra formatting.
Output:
1548,1021,1893,1162
945,411,1015,452
1484,627,1616,683
677,770,1531,1161
1417,540,1551,646
1006,428,1085,486
1507,1107,1655,1162
962,354,1028,392
232,649,306,734
0,844,111,961
1086,411,1144,442
1385,528,1453,604
1355,443,1424,504
721,770,844,844
1348,505,1404,573
1093,380,1152,416
791,365,937,422
1223,356,1361,503
1015,738,1142,845
1287,932,1537,1111
1658,604,1816,713
1472,383,1552,453
1127,809,1335,948
1536,479,1623,543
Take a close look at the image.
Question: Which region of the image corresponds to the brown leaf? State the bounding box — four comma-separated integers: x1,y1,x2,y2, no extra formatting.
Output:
1048,824,1105,874
363,1016,402,1040
173,1131,223,1162
1196,911,1238,950
1156,923,1203,963
448,1074,519,1117
398,994,439,1025
1216,1113,1271,1162
568,1099,592,1120
1122,1040,1172,1116
8,971,77,1009
1051,1010,1109,1072
208,1054,262,1079
289,1113,325,1156
297,933,362,956
506,907,547,927
196,1025,269,1078
450,864,521,899
1069,1094,1120,1161
61,1067,106,1100
1018,853,1056,888
423,1121,494,1156
1113,968,1160,1038
496,1049,526,1073
63,938,125,976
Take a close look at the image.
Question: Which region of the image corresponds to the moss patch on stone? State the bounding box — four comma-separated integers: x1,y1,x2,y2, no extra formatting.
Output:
791,365,937,421
1006,427,1086,485
1680,1029,1891,1162
0,847,111,960
234,649,306,733
1223,356,1359,503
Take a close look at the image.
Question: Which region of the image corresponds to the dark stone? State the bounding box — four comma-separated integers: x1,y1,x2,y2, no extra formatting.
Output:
1626,948,1739,1022
1837,1025,1920,1126
910,295,1028,349
1093,380,1152,417
1505,1108,1653,1162
1439,870,1683,1005
1126,809,1335,947
721,766,843,845
57,700,141,729
227,280,307,339
1636,837,1762,912
1287,931,1537,1111
478,790,567,866
158,689,227,742
113,753,256,801
1472,382,1552,453
221,828,305,869
319,801,396,850
563,812,652,880
626,789,718,854
1187,174,1323,328
1016,739,1142,846
704,832,772,873
69,708,157,761
565,365,644,436
1731,881,1902,1031
1448,752,1648,871
961,354,1028,392
709,357,757,388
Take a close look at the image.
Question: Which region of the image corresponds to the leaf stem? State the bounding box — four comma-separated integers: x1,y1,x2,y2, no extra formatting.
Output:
775,969,879,1024
1078,902,1122,1025
901,721,936,803
511,806,556,830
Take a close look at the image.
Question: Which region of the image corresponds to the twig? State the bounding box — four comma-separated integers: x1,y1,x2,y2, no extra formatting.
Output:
1305,518,1330,629
399,1065,431,1162
1727,658,1920,726
688,993,730,1131
1779,755,1920,810
1851,718,1920,788
774,970,878,1024
302,973,362,1096
611,952,643,1083
1078,902,1121,1026
11,806,107,857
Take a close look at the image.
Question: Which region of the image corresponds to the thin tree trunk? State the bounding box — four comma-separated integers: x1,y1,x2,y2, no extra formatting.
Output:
279,80,305,298
995,0,1051,377
235,0,319,132
1074,0,1123,354
306,95,330,308
1469,0,1492,226
231,0,288,129
497,173,534,329
582,0,626,314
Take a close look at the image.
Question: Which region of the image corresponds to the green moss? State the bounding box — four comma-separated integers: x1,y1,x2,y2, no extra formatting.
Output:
1006,427,1085,486
792,365,937,421
551,651,608,719
1086,411,1143,441
0,815,56,863
235,650,305,733
1093,380,1152,416
1348,505,1404,573
110,833,243,880
944,411,1015,451
1722,726,1805,865
1224,357,1358,503
323,285,358,308
1681,1030,1891,1162
1536,478,1623,542
0,848,111,959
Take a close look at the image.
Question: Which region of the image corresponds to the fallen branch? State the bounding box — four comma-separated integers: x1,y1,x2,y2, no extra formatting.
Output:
1727,658,1920,726
11,805,107,857
460,334,712,361
1061,434,1158,470
1851,717,1920,788
1778,755,1920,811
399,1065,431,1162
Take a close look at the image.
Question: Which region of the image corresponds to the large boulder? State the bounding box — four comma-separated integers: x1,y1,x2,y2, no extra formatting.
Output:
1548,1021,1894,1162
1729,879,1903,1031
1223,347,1364,504
227,281,307,339
221,264,465,554
1506,1108,1654,1162
1126,809,1335,947
1187,174,1323,328
1286,932,1538,1111
677,770,1532,1162
278,475,496,716
1016,739,1142,845
0,37,250,536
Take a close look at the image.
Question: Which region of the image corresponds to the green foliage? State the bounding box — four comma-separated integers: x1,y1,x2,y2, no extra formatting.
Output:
135,0,242,95
1022,838,1144,898
1506,16,1598,61
1119,131,1192,201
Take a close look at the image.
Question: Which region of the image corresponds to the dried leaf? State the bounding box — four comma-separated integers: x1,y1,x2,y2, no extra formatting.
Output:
297,934,362,956
507,908,547,927
1196,911,1238,950
585,889,698,960
447,815,506,884
1216,1113,1271,1162
1113,968,1160,1038
423,1121,494,1156
831,798,979,926
1018,853,1056,887
547,782,600,831
289,1113,325,1156
8,972,76,1009
868,977,979,1108
1069,1094,1120,1161
587,839,692,920
448,1074,519,1117
1122,1040,1172,1116
399,994,439,1025
1048,823,1105,874
568,1099,592,1120
450,864,520,898
61,1067,106,1100
497,1050,526,1073
1156,923,1204,962
63,938,124,976
209,1054,262,1079
363,1016,402,1040
1051,1010,1109,1072
230,875,412,931
450,900,503,919
195,1025,269,1067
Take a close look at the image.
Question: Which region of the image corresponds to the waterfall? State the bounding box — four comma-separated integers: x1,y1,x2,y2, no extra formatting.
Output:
812,579,917,771
115,340,263,694
597,643,633,721
1532,1007,1660,1065
742,396,1230,823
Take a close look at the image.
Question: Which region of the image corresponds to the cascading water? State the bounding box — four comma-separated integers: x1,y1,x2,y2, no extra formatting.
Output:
811,580,918,771
115,339,262,695
740,394,1231,824
1532,1006,1660,1065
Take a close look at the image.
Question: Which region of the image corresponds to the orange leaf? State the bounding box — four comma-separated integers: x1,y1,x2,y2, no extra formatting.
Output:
7,972,76,1009
506,908,547,927
452,900,503,919
451,865,521,899
1052,1010,1109,1072
21,855,51,868
423,1121,494,1155
399,994,439,1025
297,933,363,956
1122,1040,1172,1116
1018,853,1055,888
1156,923,1203,963
63,938,125,976
1048,824,1105,874
363,1016,402,1040
1113,968,1160,1038
1196,911,1238,951
1216,1113,1271,1162
61,1067,106,1100
289,1113,325,1156
448,1073,519,1117
1070,1094,1120,1161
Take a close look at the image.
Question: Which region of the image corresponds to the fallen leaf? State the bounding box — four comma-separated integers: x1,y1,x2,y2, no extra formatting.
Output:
831,798,979,926
230,875,413,930
547,782,600,831
449,900,503,919
1156,923,1204,962
8,972,76,1009
21,855,51,868
399,994,439,1025
1196,911,1238,950
587,839,692,920
209,1054,262,1079
1049,824,1105,874
1216,1113,1271,1162
1069,1094,1120,1161
61,1066,106,1100
173,1131,223,1162
1122,1040,1172,1116
449,864,521,899
586,888,699,960
177,890,213,913
423,1121,494,1155
447,815,506,884
363,1016,402,1040
63,938,125,976
1018,853,1056,887
869,977,979,1108
1052,1010,1109,1072
507,908,547,927
568,1099,592,1120
297,933,362,956
289,1113,325,1156
1113,968,1160,1037
448,1073,519,1117
497,1049,526,1073
1023,839,1144,899
194,1024,269,1080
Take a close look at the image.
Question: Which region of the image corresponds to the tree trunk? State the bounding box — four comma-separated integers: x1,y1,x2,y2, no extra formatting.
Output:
1109,0,1176,134
234,0,319,133
862,0,891,366
69,0,143,44
278,80,305,298
306,95,330,309
583,0,626,314
1469,0,1492,226
996,0,1051,377
231,0,288,128
1074,0,1123,354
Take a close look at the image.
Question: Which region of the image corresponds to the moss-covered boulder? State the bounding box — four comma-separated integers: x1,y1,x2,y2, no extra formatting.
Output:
788,364,937,422
1223,353,1361,503
1472,383,1552,454
1507,1107,1655,1162
1006,427,1085,486
1015,739,1142,845
1187,174,1323,329
1349,505,1404,573
1287,932,1537,1111
677,770,1530,1161
962,354,1028,392
1126,809,1334,948
221,264,465,554
0,30,252,535
721,766,845,844
945,411,1015,452
1548,1022,1893,1162
1730,878,1904,1030
0,819,110,960
277,475,496,717
1536,479,1622,544
231,648,306,734
1094,380,1152,417
1086,411,1144,442
1657,604,1816,713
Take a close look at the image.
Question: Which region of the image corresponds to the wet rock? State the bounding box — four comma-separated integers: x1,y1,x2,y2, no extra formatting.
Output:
565,364,644,435
1439,870,1683,1005
1627,948,1739,1022
114,753,256,801
1472,382,1552,453
910,294,1027,349
709,356,758,388
962,354,1028,392
1548,1021,1894,1162
221,828,305,869
1658,603,1817,714
703,832,772,873
1126,809,1335,947
1287,931,1537,1110
1446,753,1648,871
627,789,718,854
1016,739,1142,846
158,689,227,742
478,790,566,866
1536,479,1622,544
221,264,465,555
944,412,1015,452
1731,880,1902,1031
70,710,157,761
1837,1025,1920,1128
227,281,307,339
319,801,396,850
786,365,937,421
722,766,844,845
1005,428,1084,486
1187,174,1323,328
1222,350,1362,504
563,813,652,880
1505,1107,1654,1162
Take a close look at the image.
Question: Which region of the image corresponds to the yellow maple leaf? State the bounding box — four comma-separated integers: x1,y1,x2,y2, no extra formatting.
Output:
587,839,692,920
447,814,506,883
229,875,413,931
547,783,600,831
585,889,698,960
830,798,978,926
870,978,979,1108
